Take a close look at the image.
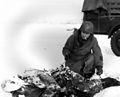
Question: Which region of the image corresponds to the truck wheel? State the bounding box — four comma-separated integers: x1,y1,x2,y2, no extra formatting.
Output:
111,30,120,56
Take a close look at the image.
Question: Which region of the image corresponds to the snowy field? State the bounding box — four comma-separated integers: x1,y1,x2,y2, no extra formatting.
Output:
0,23,120,97
0,0,120,97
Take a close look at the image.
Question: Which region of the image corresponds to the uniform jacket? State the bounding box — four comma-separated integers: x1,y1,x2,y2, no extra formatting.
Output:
62,29,103,68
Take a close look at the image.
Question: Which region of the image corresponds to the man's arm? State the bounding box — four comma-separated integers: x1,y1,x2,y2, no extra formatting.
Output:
92,37,103,75
62,35,74,60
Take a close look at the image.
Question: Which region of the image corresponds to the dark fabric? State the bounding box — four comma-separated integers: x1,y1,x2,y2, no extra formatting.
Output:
65,59,83,74
11,91,19,97
82,0,108,12
62,30,103,77
101,77,120,89
11,88,25,97
84,54,95,74
65,54,95,78
25,86,44,97
11,85,46,97
96,66,103,75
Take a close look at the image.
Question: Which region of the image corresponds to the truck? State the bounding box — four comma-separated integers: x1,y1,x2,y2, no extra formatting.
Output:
82,0,120,56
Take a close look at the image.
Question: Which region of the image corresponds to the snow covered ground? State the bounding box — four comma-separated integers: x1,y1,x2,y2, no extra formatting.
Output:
0,0,120,97
0,23,120,97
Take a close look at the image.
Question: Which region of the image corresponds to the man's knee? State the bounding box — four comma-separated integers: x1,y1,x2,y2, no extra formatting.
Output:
85,54,94,65
83,54,95,78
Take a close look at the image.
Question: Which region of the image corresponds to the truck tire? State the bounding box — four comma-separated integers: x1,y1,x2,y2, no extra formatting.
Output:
111,30,120,56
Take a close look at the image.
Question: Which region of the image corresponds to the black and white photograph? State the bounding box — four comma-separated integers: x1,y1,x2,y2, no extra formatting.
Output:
1,0,120,97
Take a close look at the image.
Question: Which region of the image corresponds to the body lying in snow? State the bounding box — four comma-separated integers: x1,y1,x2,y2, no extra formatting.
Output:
1,67,120,97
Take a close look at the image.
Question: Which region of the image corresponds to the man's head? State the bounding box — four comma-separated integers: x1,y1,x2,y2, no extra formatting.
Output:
80,21,94,40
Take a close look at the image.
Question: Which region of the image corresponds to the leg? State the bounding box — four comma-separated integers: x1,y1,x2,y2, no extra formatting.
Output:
83,54,95,79
11,88,25,97
11,91,19,97
101,77,120,89
65,60,83,74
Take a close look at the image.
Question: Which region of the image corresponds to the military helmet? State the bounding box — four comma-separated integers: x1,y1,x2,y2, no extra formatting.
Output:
81,21,94,34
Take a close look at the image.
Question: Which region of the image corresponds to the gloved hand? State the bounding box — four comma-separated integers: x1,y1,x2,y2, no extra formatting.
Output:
64,52,70,60
96,66,103,75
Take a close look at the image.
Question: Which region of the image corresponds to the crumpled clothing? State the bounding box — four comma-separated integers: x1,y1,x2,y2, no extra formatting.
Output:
18,69,58,88
2,65,104,97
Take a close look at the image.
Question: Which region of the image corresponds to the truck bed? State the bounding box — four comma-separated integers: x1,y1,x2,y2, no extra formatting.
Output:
82,0,120,14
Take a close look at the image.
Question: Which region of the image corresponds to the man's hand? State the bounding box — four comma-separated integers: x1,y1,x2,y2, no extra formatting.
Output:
64,52,70,60
96,66,103,75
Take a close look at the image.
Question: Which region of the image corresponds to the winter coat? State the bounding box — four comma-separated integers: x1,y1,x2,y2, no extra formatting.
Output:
62,29,103,74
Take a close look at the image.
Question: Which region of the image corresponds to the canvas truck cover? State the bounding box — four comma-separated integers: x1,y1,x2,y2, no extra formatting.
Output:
82,0,107,12
82,0,120,14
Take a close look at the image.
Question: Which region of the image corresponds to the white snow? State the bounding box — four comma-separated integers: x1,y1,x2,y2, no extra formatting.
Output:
0,23,120,97
0,0,120,97
95,86,120,97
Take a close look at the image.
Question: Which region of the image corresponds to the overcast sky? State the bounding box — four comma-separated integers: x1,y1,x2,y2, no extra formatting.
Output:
0,0,83,24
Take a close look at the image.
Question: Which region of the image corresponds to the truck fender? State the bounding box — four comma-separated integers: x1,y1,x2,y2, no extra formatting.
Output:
108,24,120,38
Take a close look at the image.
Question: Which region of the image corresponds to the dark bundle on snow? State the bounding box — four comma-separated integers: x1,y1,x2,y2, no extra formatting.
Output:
1,65,120,97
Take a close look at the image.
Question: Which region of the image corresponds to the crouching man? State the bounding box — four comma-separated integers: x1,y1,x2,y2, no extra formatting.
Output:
62,21,103,79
